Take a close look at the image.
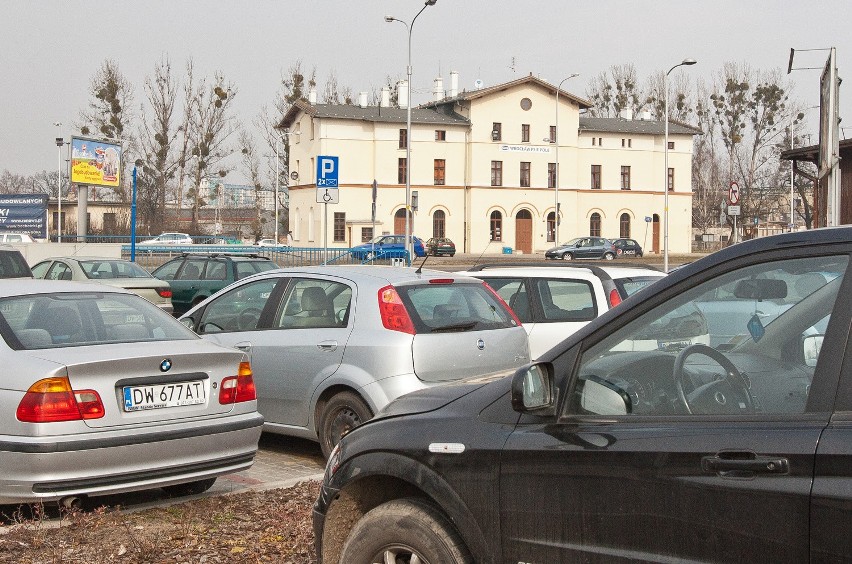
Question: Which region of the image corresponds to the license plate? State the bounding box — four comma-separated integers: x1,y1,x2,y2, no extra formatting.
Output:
123,380,205,411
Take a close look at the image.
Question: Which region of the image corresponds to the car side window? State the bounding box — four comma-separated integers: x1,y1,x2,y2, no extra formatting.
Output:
568,255,848,418
31,261,51,278
196,279,279,333
204,259,228,281
275,279,352,329
46,262,72,281
177,259,206,280
153,260,181,281
537,279,596,321
481,277,532,323
236,262,258,279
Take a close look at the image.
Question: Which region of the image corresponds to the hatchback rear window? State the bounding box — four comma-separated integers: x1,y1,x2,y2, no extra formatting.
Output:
0,293,195,350
396,282,517,333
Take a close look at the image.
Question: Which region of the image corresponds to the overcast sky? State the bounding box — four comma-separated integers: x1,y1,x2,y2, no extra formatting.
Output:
3,0,849,179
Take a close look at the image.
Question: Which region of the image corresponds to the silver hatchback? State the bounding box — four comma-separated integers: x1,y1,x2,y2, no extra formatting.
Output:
180,266,530,457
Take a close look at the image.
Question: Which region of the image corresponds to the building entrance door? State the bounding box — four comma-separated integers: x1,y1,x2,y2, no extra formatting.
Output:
515,209,533,254
394,209,411,235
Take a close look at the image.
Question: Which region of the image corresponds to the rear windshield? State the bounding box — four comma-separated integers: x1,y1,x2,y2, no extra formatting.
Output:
614,276,665,298
396,282,518,333
0,292,195,350
80,260,152,279
0,250,32,278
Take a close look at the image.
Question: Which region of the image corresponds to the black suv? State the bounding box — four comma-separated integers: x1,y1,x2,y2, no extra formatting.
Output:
152,253,278,315
314,227,852,563
0,245,32,278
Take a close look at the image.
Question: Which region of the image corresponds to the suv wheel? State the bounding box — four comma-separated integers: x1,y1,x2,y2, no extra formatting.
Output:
603,252,615,260
318,392,372,458
561,252,574,261
340,498,472,564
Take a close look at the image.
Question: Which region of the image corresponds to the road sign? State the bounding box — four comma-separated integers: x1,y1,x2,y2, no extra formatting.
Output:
316,155,339,204
729,181,740,205
727,205,741,216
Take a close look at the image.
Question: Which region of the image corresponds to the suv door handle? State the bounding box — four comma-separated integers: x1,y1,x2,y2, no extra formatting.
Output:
702,454,789,475
317,340,338,352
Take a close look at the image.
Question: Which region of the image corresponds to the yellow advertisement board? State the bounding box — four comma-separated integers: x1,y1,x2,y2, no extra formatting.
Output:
70,137,122,188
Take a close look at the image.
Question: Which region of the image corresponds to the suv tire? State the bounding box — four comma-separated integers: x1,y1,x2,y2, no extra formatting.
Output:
340,498,472,564
318,392,372,458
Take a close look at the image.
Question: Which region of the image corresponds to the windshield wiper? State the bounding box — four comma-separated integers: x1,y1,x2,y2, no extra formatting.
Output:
431,321,478,333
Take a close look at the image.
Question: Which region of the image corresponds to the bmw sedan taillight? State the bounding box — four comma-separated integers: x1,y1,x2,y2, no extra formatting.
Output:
16,376,105,423
219,362,257,404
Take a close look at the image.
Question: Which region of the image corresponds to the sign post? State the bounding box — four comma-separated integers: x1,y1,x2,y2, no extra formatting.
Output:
316,156,339,260
728,181,740,244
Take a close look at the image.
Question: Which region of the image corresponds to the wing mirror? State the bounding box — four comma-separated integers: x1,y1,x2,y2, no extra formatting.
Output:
511,363,554,415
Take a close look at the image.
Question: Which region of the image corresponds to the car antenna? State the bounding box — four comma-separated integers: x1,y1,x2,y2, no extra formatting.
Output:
415,253,429,274
470,240,494,270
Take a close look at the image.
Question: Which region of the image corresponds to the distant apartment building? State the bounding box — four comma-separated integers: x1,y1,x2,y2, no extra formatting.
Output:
281,73,699,254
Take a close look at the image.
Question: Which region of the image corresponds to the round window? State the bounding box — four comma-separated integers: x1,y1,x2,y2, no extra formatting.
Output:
520,98,532,111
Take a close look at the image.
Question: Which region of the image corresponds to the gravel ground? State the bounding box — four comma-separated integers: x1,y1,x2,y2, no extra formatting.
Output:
0,481,321,563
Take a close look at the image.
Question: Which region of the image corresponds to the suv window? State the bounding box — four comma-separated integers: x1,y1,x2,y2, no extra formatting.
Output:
0,248,32,278
398,283,517,332
177,259,206,280
204,259,228,281
537,279,596,321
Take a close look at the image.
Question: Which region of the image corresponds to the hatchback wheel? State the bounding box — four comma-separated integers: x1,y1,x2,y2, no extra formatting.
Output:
318,392,372,458
603,252,615,260
340,498,472,564
561,252,574,261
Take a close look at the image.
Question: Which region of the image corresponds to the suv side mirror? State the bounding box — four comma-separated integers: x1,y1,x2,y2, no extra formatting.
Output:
511,363,554,415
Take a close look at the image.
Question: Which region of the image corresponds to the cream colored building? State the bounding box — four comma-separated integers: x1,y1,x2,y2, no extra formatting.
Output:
281,74,698,255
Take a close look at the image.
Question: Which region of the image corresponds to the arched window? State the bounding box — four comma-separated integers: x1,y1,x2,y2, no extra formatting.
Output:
433,210,446,238
546,212,556,242
620,213,631,238
394,208,411,235
590,212,601,237
490,211,502,241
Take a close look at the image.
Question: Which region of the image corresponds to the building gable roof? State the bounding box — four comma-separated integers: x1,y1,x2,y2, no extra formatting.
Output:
418,73,593,110
579,116,702,136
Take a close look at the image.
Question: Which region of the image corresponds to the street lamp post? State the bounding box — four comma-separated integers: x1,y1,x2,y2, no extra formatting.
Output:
663,58,696,273
275,135,282,243
553,74,579,246
54,123,64,243
385,0,438,261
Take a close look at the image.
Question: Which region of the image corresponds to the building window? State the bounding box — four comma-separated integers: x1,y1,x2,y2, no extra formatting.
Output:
598,137,603,146
398,158,407,184
548,163,556,189
435,130,446,141
668,167,675,192
491,161,503,186
434,159,446,185
621,138,626,147
590,212,602,237
621,166,631,190
361,227,373,243
592,137,596,146
620,213,631,238
521,124,530,143
668,141,675,150
491,122,502,141
520,162,531,187
433,210,446,238
549,126,556,143
333,212,346,242
546,212,556,242
591,165,602,190
520,97,532,111
399,129,407,149
490,211,502,241
628,139,632,148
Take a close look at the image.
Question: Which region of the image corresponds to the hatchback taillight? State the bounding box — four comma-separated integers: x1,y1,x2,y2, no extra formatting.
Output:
16,376,105,423
378,285,416,334
608,289,622,308
156,288,173,298
219,362,257,404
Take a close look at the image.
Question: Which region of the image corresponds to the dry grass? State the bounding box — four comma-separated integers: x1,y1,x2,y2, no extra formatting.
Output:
0,481,321,563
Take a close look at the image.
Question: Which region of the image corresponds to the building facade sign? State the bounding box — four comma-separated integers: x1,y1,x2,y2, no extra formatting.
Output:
499,144,552,154
0,194,48,238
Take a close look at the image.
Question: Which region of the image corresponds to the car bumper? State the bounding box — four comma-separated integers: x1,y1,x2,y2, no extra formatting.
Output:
0,412,263,504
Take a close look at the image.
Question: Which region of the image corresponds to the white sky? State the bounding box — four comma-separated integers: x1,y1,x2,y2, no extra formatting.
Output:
2,0,849,178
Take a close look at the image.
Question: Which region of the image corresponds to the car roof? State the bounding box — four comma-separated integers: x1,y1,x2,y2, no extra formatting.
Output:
38,256,134,262
242,264,482,286
175,253,270,260
463,262,663,278
0,278,135,297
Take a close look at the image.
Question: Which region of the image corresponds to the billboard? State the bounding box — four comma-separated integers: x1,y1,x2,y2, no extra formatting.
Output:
0,194,48,238
70,137,122,188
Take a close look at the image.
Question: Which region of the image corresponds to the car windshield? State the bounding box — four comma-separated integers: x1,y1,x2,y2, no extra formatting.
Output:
561,238,583,246
0,292,196,350
79,260,153,279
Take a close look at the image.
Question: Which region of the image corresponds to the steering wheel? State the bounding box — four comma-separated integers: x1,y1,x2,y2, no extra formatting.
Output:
237,308,263,330
673,344,753,415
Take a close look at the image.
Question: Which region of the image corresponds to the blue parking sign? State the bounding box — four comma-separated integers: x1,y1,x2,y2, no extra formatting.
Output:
316,155,339,204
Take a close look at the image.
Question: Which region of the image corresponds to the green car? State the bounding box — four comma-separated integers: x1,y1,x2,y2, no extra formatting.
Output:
152,253,279,315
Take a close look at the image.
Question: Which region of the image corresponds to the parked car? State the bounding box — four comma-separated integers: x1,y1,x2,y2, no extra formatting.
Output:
0,279,262,506
459,263,666,359
138,232,194,246
0,233,36,244
425,237,456,257
350,235,426,260
612,237,644,257
30,257,174,314
544,236,616,260
314,227,852,563
152,253,278,316
0,245,32,279
178,265,529,457
255,238,279,247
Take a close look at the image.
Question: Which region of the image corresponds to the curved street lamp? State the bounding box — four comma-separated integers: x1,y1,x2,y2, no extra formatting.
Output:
664,58,696,273
385,0,438,260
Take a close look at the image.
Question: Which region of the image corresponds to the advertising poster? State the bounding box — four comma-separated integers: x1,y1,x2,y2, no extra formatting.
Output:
70,137,122,188
0,194,48,238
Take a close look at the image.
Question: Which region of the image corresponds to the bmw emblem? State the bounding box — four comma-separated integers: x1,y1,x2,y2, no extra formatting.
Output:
160,359,172,372
477,339,485,351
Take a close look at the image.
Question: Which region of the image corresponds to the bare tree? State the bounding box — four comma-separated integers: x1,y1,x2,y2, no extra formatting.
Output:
645,71,694,122
238,131,267,242
586,64,646,117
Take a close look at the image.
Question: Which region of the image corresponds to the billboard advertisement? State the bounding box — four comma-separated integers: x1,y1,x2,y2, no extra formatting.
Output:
70,137,122,188
0,194,48,238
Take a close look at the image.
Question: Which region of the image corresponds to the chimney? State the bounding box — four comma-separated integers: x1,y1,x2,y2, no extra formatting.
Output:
619,109,633,120
380,86,390,107
449,71,459,98
308,87,317,105
433,76,444,101
359,91,369,108
398,80,409,109
640,110,652,121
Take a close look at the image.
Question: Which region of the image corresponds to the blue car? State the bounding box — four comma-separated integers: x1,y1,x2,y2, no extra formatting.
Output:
351,235,426,261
